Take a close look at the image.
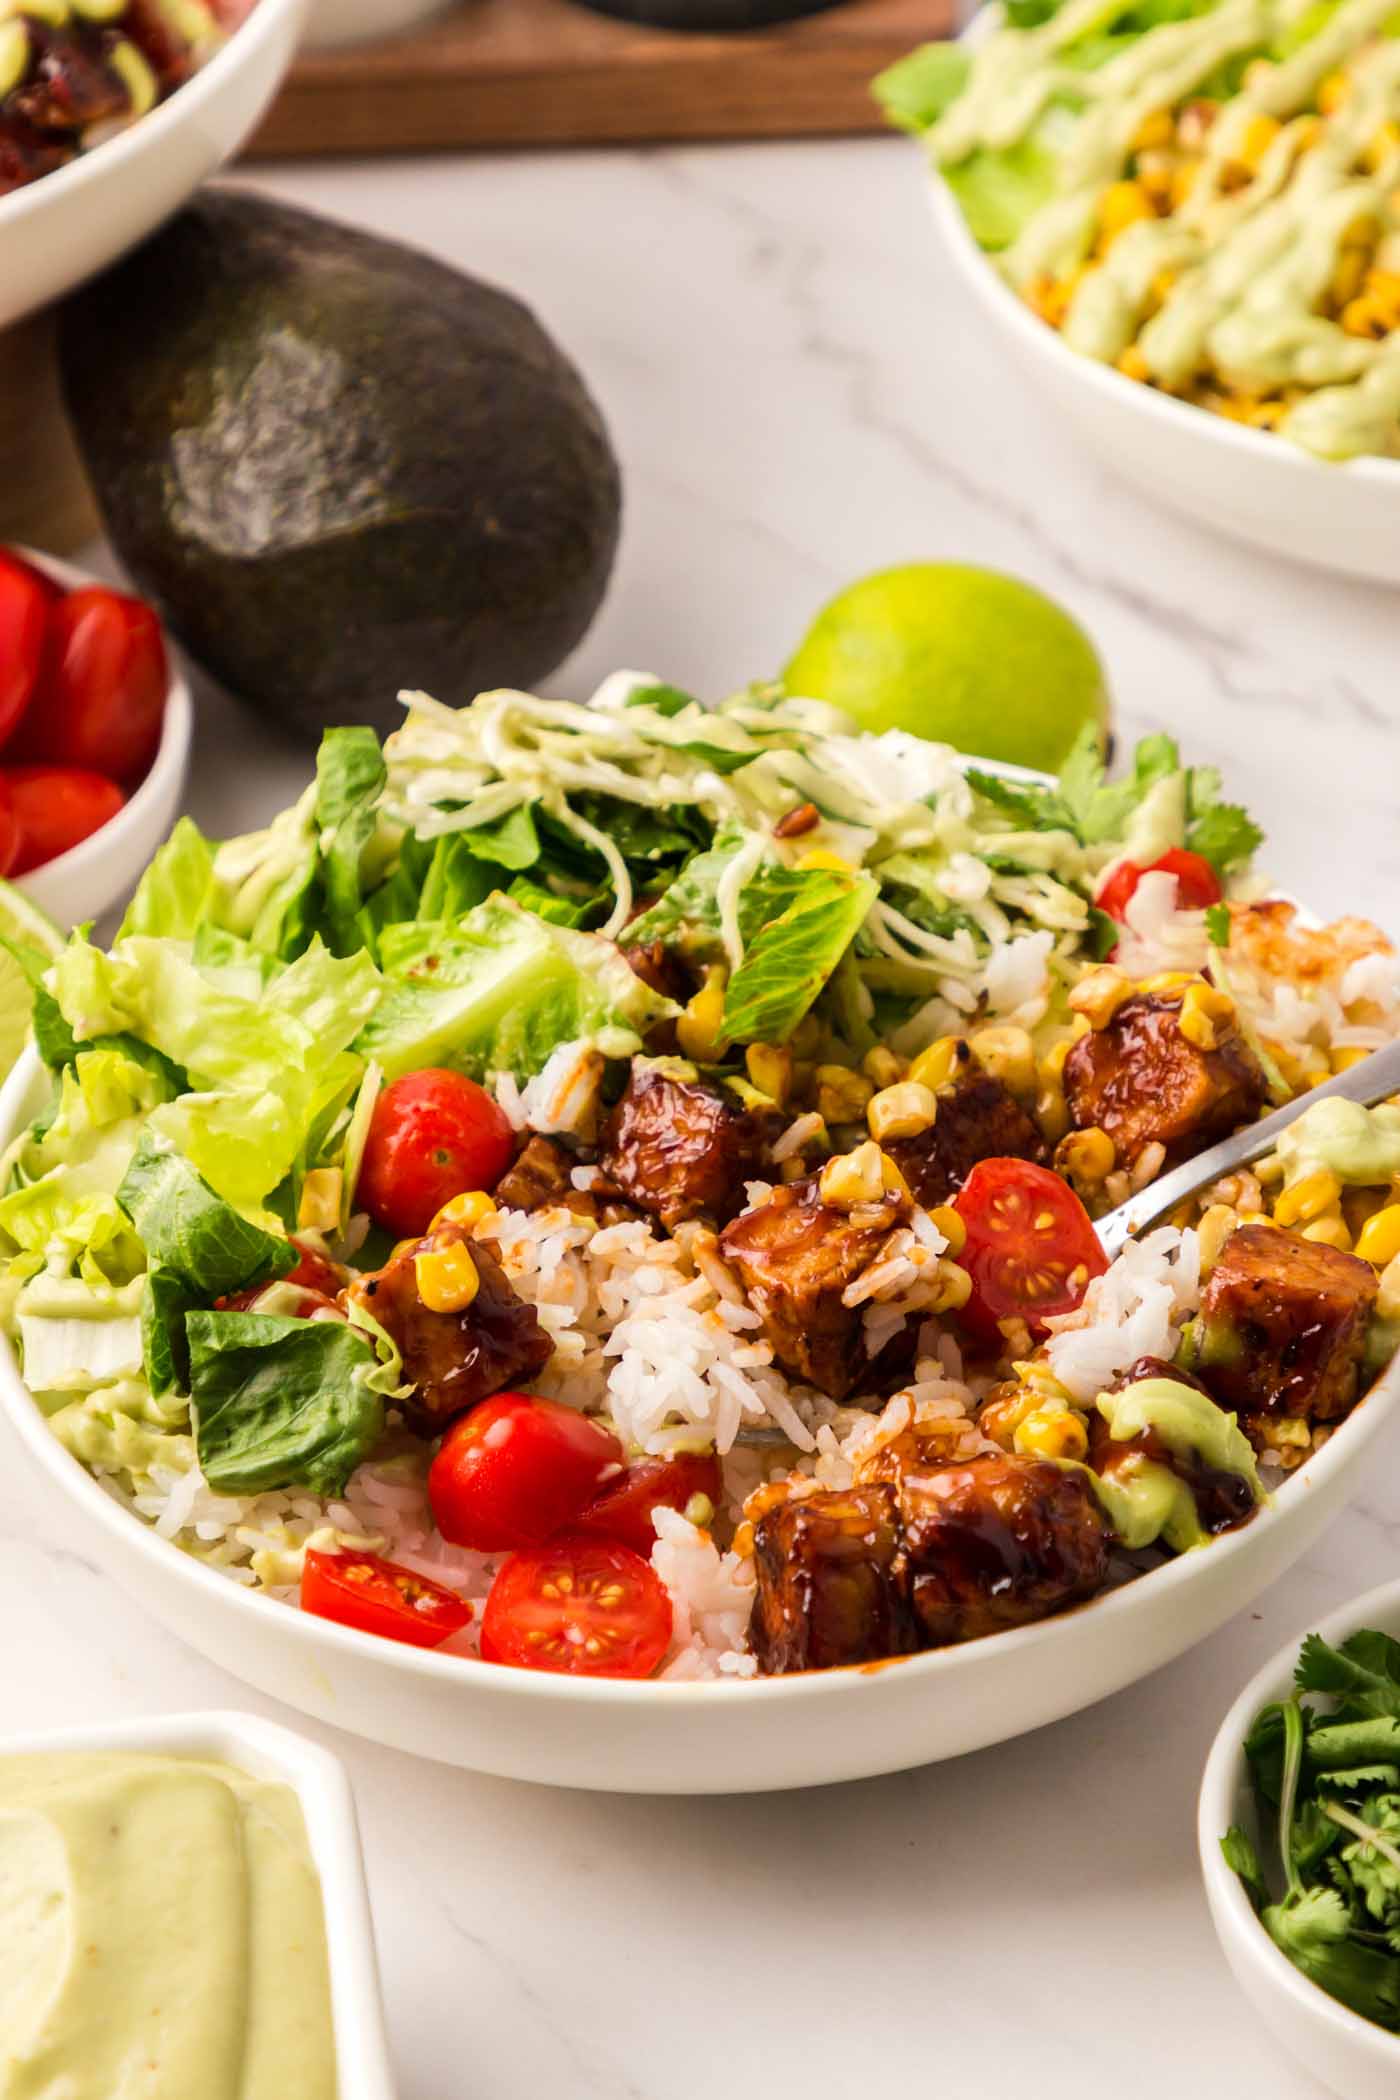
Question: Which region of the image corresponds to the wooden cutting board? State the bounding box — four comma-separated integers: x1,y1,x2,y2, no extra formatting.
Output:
249,0,955,155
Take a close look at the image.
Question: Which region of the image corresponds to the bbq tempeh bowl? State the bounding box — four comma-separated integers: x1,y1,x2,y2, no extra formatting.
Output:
3,1016,1398,1792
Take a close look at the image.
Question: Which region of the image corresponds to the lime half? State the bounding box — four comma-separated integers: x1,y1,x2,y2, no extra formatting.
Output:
0,879,64,1084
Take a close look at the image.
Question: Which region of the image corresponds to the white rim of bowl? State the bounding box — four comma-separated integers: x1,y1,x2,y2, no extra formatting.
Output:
0,0,304,232
1198,1574,1400,2063
12,547,192,914
932,6,1400,486
2,1082,1396,1715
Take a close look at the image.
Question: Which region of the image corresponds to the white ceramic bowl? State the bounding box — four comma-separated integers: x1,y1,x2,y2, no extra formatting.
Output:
0,1707,395,2099
926,13,1400,583
0,0,308,333
11,550,192,930
2,1018,1396,1792
304,0,457,46
1199,1578,1400,2099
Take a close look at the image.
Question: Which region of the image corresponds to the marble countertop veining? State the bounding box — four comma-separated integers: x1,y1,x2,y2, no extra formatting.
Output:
7,128,1400,2100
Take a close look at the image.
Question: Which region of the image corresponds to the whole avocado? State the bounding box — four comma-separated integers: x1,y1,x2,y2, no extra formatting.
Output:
59,191,622,740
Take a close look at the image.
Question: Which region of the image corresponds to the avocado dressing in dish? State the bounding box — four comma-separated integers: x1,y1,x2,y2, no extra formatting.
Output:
924,0,1400,457
0,1753,337,2100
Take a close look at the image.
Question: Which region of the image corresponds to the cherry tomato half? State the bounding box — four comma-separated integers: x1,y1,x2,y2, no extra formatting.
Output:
357,1067,514,1240
429,1393,624,1553
300,1547,472,1650
953,1157,1108,1342
12,585,167,782
481,1535,673,1679
4,765,124,874
0,551,52,753
1095,848,1222,924
574,1450,724,1559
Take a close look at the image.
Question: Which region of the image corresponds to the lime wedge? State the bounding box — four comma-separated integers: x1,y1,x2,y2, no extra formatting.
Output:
0,878,65,1084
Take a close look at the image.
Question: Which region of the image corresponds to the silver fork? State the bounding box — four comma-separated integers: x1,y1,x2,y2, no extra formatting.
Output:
1094,1032,1400,1258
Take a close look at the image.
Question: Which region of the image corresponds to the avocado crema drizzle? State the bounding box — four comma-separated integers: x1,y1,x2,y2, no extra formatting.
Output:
933,0,1400,458
0,0,225,145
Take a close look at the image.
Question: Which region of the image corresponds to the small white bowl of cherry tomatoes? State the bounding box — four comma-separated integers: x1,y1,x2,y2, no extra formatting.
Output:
0,546,192,926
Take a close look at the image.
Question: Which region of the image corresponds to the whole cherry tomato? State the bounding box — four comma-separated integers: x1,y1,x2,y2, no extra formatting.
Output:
0,551,52,753
573,1449,724,1558
357,1068,514,1240
429,1392,624,1553
480,1535,673,1679
301,1547,472,1650
11,585,167,782
953,1157,1108,1342
1095,848,1222,924
4,765,124,873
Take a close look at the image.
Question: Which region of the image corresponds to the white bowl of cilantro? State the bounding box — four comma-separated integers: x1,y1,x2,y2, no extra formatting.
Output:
1200,1582,1400,2098
879,2,1400,586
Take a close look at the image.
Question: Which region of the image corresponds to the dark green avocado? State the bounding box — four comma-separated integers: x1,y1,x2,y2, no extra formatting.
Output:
59,190,622,741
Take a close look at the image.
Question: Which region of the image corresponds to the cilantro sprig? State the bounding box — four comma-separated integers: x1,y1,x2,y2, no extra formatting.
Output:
1222,1625,1400,2031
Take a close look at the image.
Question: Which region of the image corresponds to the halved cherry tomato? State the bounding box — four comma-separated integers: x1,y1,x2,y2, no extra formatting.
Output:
0,775,17,878
1095,848,1222,924
429,1392,624,1553
574,1450,724,1559
357,1067,514,1240
12,585,167,782
4,764,124,873
0,551,52,752
953,1157,1108,1342
481,1535,672,1679
301,1547,472,1650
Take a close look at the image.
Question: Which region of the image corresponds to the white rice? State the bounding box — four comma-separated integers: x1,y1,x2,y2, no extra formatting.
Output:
1043,1226,1202,1403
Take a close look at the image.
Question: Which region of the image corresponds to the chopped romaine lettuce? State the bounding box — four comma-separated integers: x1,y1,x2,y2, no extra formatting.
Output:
873,42,971,132
357,895,676,1081
316,726,389,956
118,818,217,942
186,1310,385,1496
722,870,879,1044
116,1133,295,1299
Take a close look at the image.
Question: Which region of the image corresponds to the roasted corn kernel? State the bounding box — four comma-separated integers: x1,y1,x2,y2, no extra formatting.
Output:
1097,179,1154,248
1237,111,1281,170
297,1168,343,1233
745,1043,793,1107
415,1241,480,1313
867,1080,938,1143
1131,107,1174,151
861,1045,905,1090
1356,1202,1400,1267
819,1141,885,1209
1318,69,1349,114
931,1260,973,1314
1068,966,1132,1030
929,1204,967,1257
1197,1203,1239,1269
677,965,730,1062
1054,1126,1116,1185
969,1024,1036,1099
1273,1169,1342,1227
431,1190,498,1232
1331,1046,1372,1074
1178,980,1235,1052
795,848,854,873
1301,1214,1354,1252
979,1381,1040,1451
815,1063,874,1125
907,1036,967,1092
1014,1403,1089,1463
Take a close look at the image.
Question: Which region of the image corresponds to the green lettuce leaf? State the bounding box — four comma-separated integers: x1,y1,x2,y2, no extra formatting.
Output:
873,41,972,132
117,1132,295,1299
316,726,388,955
117,818,217,942
186,1310,385,1496
358,895,676,1081
210,789,321,960
722,870,879,1044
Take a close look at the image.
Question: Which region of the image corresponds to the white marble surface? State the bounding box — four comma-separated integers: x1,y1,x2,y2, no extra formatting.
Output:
8,127,1400,2100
